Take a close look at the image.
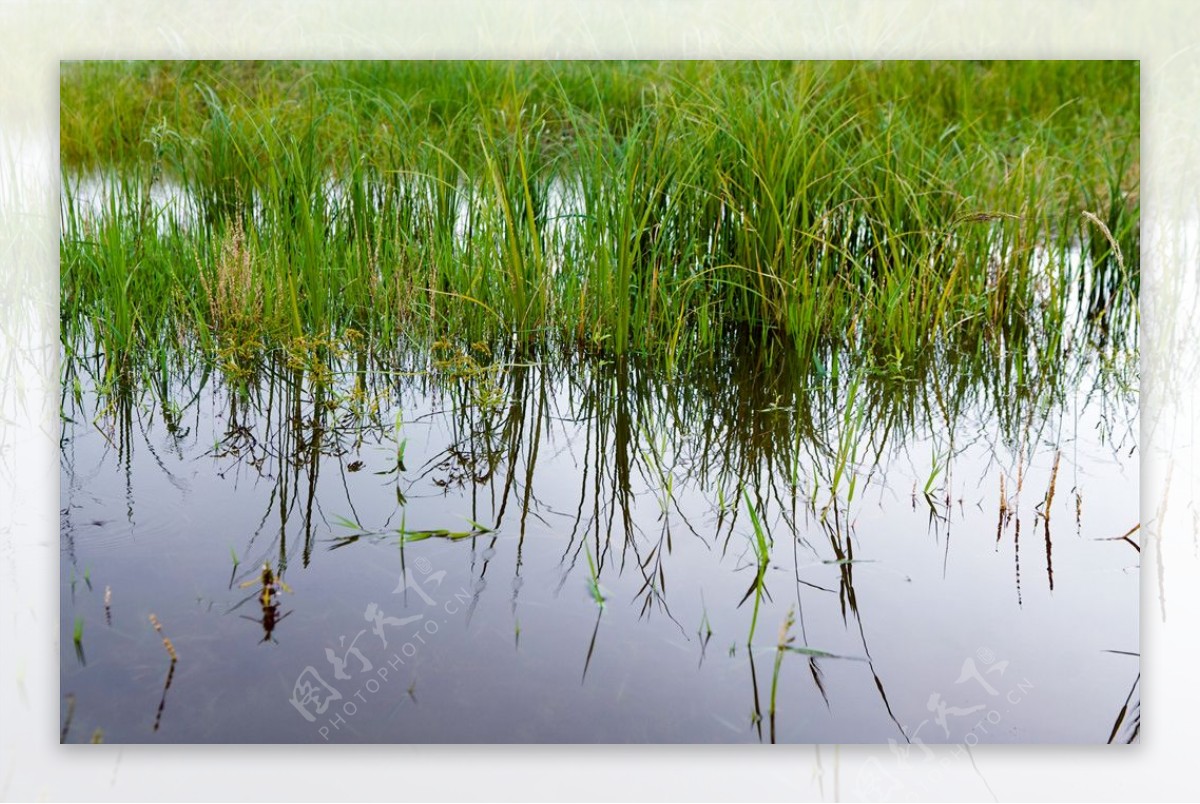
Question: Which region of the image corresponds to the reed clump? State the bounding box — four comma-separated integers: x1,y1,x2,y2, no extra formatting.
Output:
60,61,1139,385
198,218,263,338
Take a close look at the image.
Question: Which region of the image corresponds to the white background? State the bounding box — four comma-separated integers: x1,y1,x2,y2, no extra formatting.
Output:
1,1,1197,800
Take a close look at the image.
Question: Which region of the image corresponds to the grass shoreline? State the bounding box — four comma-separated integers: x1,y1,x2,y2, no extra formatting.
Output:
60,60,1139,384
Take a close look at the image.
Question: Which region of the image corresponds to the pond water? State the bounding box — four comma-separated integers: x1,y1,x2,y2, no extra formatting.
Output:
59,343,1139,743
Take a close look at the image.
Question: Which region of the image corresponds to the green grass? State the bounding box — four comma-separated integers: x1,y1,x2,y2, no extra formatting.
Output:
60,60,1138,394
585,548,606,608
741,488,772,646
769,606,796,742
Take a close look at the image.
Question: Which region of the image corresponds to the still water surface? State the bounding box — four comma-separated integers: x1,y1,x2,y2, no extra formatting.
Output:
59,346,1138,743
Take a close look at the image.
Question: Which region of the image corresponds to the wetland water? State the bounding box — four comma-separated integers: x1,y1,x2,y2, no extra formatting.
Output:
56,60,1141,745
59,342,1138,743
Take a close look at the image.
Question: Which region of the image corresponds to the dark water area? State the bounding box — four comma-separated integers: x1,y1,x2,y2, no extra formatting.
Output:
59,344,1138,743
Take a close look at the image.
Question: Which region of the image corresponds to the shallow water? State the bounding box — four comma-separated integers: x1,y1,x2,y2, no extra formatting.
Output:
59,345,1138,744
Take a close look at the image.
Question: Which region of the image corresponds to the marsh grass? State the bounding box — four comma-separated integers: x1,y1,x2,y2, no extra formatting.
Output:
769,605,796,744
60,61,1138,387
741,489,772,646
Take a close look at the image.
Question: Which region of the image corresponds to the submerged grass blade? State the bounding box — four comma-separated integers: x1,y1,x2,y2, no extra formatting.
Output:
585,548,606,608
742,488,771,646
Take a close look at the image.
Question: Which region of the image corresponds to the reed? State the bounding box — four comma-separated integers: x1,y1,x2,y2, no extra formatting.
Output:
769,605,796,741
149,613,179,662
60,61,1138,394
741,489,772,646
